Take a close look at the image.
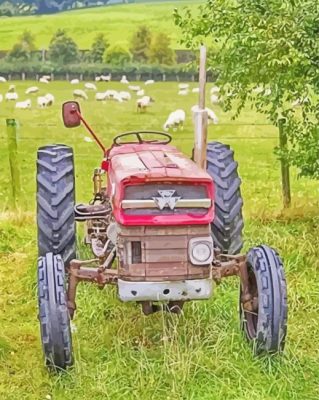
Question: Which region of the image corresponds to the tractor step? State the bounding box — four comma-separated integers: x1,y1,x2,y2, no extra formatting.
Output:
74,203,111,221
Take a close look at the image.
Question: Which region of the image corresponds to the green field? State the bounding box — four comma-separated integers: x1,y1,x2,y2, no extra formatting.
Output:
0,1,202,51
0,80,318,399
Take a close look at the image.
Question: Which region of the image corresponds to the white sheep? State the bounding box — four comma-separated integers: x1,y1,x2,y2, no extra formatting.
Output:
120,75,129,84
105,89,118,99
178,83,189,90
191,105,219,125
37,96,48,108
0,76,7,83
210,94,220,104
25,86,39,94
95,92,108,101
137,96,154,112
42,75,51,81
178,89,189,96
70,79,80,85
163,109,186,131
73,89,88,100
101,74,111,82
128,85,140,92
145,79,155,85
192,87,200,93
95,76,102,82
113,92,124,103
136,89,145,96
210,86,220,94
39,77,49,84
119,91,131,101
44,93,54,106
84,82,97,91
15,99,31,109
5,92,18,101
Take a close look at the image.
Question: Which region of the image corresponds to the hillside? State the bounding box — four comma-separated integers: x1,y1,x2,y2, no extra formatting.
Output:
0,1,203,51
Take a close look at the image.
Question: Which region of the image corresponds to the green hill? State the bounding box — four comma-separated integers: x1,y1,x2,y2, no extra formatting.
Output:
0,1,203,51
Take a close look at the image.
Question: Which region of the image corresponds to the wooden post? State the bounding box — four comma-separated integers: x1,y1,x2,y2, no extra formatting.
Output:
6,119,21,207
278,119,291,208
193,45,208,170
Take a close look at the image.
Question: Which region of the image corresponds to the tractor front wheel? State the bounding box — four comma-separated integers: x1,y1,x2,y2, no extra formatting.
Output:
240,245,288,354
38,252,73,370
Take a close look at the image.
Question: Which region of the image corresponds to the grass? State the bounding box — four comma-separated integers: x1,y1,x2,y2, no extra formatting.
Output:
0,1,202,51
0,80,319,399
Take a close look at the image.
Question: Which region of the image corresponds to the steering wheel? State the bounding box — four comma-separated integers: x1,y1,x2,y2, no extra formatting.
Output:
113,130,172,146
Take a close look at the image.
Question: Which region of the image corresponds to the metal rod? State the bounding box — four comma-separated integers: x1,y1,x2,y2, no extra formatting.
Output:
76,111,106,152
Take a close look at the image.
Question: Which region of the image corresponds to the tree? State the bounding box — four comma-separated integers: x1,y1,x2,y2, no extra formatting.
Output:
149,32,175,65
174,0,319,207
6,30,36,62
88,33,109,63
130,25,152,63
104,43,132,66
19,30,36,52
48,29,79,64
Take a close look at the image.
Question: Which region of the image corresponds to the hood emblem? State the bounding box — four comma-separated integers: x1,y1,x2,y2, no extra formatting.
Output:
153,190,181,210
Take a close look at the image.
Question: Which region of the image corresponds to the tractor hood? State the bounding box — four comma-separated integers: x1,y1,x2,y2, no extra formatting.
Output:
106,144,214,226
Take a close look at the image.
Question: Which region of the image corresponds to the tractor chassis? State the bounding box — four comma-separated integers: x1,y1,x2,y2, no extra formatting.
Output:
66,252,255,318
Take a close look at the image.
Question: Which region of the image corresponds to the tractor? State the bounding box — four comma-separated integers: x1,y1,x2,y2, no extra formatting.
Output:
36,50,287,370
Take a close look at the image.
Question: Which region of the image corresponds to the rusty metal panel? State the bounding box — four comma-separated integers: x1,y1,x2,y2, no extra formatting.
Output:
145,249,187,263
145,235,187,250
146,262,187,277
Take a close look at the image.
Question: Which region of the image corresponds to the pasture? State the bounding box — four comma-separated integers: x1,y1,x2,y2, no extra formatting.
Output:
0,79,318,400
0,0,201,51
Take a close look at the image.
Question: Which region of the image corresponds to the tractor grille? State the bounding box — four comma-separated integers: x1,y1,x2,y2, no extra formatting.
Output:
122,184,210,215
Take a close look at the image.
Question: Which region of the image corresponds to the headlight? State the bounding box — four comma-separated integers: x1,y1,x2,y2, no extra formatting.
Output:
189,237,214,265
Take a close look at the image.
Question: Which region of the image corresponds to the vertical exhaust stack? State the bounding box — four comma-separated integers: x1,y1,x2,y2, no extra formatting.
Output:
193,46,208,170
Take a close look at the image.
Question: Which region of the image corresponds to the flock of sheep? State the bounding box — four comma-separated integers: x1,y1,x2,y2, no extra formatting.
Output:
0,73,222,131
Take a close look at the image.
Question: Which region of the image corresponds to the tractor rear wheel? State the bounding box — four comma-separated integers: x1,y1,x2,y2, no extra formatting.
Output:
206,142,244,254
36,144,76,268
38,252,73,370
240,245,288,354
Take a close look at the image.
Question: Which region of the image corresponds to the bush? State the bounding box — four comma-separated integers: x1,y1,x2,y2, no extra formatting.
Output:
104,44,132,66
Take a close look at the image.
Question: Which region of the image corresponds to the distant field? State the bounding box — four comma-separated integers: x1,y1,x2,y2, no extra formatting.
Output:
0,1,202,51
0,80,318,399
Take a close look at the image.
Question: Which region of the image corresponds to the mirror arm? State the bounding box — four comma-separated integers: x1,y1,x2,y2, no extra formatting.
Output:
76,111,106,153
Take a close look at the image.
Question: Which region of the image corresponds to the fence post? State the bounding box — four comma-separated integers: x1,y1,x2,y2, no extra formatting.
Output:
6,119,21,207
278,119,291,208
21,72,25,81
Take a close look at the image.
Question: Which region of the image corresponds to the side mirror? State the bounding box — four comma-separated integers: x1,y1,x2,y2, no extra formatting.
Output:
62,101,81,128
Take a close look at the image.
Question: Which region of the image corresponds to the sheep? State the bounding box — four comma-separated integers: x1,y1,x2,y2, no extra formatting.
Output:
178,89,189,96
113,92,124,103
120,75,129,84
84,82,97,91
95,76,102,82
192,87,200,93
137,95,154,112
25,86,39,94
191,105,219,125
145,79,155,85
128,85,140,92
95,92,108,101
70,79,80,85
119,91,131,101
73,89,88,100
42,75,51,81
163,109,186,131
178,83,189,90
5,92,18,101
15,99,31,109
210,86,220,94
105,89,118,99
8,85,15,93
0,76,7,83
44,93,54,106
136,89,145,97
39,77,49,84
210,94,220,104
37,96,48,108
101,74,111,82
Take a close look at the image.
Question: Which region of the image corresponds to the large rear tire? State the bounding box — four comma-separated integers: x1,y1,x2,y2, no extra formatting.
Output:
206,141,244,254
240,245,288,354
36,144,76,267
38,253,73,370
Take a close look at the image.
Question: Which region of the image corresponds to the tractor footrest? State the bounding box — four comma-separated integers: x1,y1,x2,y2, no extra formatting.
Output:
74,203,111,221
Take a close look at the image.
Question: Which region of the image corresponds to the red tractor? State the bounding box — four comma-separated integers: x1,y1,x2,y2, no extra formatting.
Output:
36,64,287,371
